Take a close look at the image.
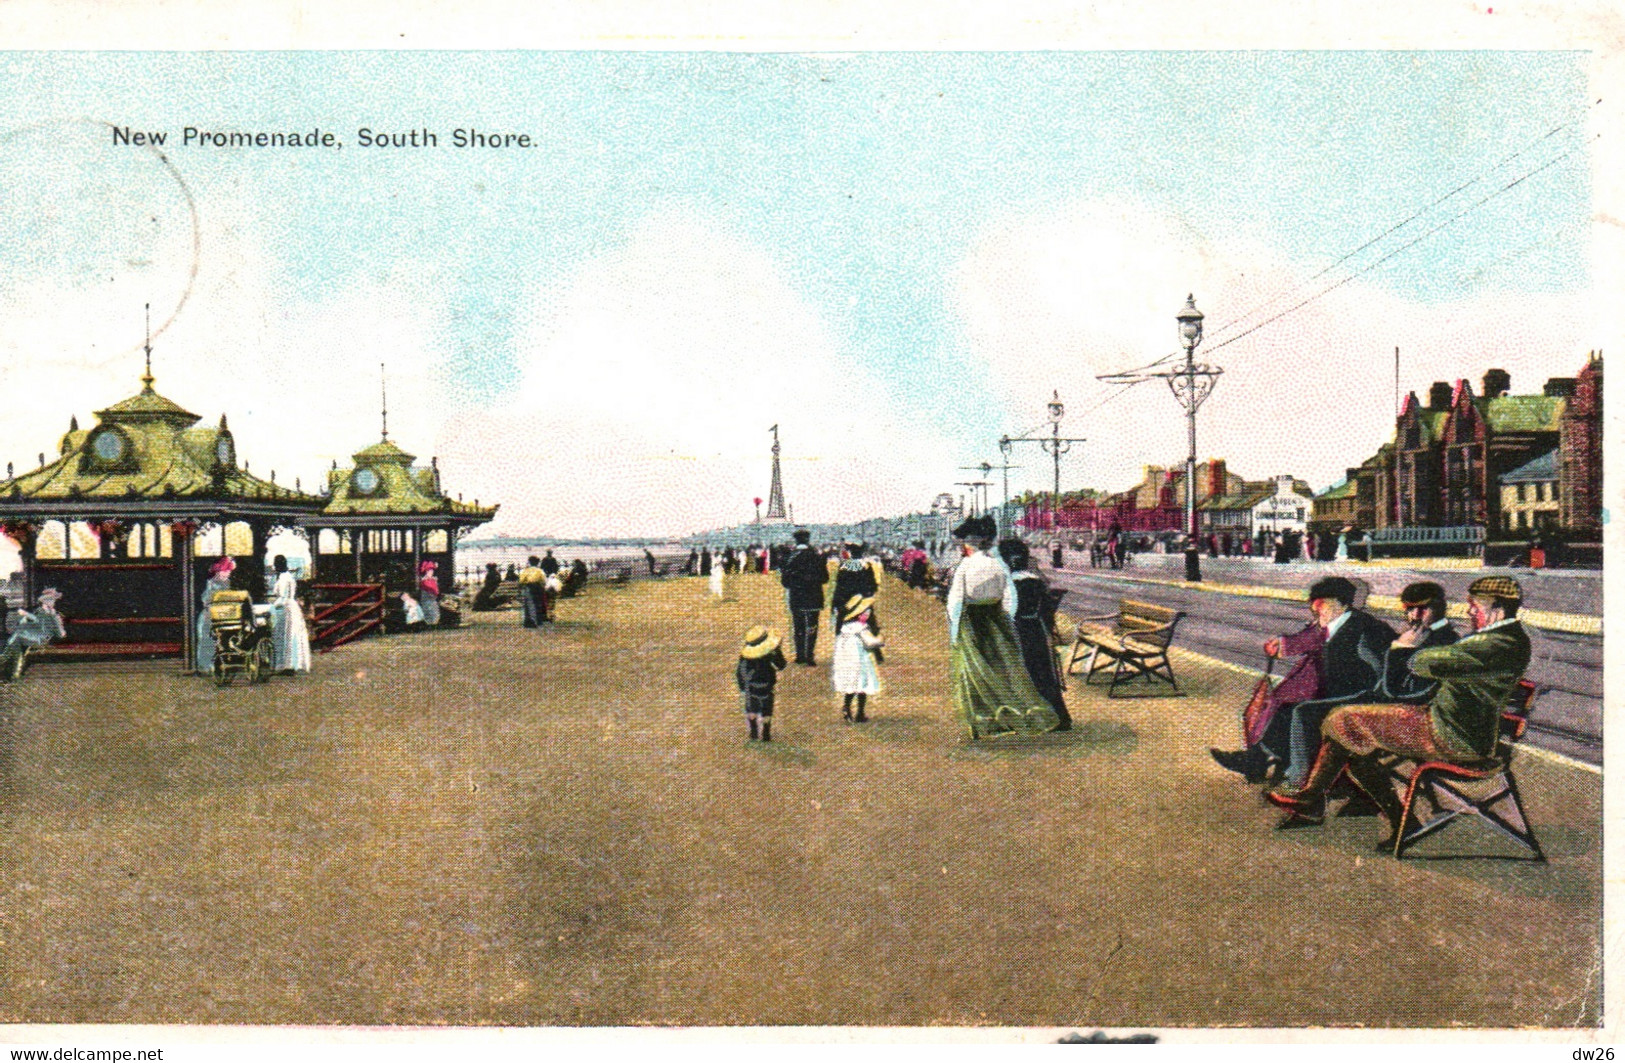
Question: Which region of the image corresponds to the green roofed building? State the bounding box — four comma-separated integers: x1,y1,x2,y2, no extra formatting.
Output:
311,431,497,595
0,365,325,661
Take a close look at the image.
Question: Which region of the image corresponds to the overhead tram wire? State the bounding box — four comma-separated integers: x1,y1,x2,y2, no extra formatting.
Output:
1075,115,1594,432
1202,137,1595,358
1201,109,1597,346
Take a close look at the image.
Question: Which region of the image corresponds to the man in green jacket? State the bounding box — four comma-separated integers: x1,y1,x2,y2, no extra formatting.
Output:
1266,575,1531,847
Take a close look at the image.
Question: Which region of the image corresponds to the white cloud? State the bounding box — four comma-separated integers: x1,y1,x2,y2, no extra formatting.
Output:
0,198,448,498
437,211,958,537
950,197,1593,498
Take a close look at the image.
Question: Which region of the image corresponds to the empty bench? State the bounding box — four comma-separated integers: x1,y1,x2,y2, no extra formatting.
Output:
1060,598,1185,697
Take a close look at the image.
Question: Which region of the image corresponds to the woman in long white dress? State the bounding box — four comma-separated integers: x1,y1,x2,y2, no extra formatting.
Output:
269,554,311,674
709,551,726,598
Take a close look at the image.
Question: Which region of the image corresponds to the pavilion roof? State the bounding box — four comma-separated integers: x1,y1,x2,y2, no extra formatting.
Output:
0,379,322,508
322,434,497,521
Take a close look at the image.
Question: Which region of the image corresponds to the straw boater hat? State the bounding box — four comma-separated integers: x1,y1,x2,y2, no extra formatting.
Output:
1468,575,1523,605
36,587,61,605
841,594,876,622
740,625,781,659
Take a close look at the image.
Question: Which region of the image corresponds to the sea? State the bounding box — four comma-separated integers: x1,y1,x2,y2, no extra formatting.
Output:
453,541,693,584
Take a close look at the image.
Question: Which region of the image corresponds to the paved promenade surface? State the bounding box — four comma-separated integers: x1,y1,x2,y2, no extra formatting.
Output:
0,573,1600,1028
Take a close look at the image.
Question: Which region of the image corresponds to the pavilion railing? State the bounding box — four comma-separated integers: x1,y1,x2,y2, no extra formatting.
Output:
309,583,386,651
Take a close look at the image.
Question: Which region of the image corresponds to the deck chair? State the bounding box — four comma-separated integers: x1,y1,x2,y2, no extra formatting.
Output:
1387,678,1545,861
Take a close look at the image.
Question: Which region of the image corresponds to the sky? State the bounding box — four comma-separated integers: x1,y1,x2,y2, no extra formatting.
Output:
0,50,1597,543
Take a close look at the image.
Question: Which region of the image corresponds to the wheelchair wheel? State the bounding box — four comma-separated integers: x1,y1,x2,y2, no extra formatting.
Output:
214,661,232,687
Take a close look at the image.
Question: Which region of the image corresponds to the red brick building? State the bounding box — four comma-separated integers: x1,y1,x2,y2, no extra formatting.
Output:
1352,354,1603,544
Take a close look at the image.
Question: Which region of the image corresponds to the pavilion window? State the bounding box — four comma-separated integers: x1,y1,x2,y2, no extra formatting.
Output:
69,522,99,559
424,529,449,553
36,520,67,560
158,523,173,559
195,525,224,557
224,521,254,557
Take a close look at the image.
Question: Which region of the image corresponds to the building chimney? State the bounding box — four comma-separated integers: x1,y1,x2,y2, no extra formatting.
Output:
1428,381,1452,411
1543,377,1576,399
1482,368,1511,398
1277,474,1294,496
1207,459,1227,498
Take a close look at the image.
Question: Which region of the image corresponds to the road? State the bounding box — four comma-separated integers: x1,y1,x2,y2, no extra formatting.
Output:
1045,564,1603,766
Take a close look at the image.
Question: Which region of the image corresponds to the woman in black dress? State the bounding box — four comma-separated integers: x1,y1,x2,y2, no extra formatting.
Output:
998,539,1072,731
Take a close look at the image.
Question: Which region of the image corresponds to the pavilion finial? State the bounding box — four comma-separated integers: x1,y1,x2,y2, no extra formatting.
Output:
141,303,155,393
380,362,389,441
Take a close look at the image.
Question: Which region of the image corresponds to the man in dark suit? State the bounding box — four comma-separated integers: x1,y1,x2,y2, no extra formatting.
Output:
1375,581,1459,702
779,529,829,666
1212,576,1395,786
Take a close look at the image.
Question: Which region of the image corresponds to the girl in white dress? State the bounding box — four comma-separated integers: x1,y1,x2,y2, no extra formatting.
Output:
269,554,312,673
831,593,885,722
709,553,726,598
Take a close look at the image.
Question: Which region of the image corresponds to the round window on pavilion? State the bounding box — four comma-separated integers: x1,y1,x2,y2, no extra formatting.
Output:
84,426,135,471
352,467,383,496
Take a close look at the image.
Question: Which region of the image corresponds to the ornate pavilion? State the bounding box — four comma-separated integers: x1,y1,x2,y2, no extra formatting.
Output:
312,431,497,593
0,365,323,662
0,356,499,660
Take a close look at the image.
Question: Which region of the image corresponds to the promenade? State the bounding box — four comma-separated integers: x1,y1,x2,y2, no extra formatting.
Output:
0,571,1600,1029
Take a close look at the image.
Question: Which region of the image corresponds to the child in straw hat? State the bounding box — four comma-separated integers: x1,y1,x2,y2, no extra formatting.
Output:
832,594,885,722
736,625,787,741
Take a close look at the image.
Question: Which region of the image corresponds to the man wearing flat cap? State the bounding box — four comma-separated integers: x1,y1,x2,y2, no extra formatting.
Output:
1269,575,1532,845
1212,575,1395,785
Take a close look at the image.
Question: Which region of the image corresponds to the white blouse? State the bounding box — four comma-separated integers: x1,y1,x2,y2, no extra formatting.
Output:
946,549,1011,643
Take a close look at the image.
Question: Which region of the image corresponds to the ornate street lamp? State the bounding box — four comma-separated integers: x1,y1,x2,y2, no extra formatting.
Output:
1170,296,1222,581
1002,390,1086,541
1095,294,1223,582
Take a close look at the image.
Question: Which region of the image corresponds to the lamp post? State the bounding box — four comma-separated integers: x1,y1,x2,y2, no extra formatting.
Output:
1173,295,1217,582
962,459,1019,528
1093,296,1223,581
1002,390,1086,540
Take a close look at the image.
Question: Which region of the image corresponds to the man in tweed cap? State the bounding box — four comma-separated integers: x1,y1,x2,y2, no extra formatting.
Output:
1267,575,1531,848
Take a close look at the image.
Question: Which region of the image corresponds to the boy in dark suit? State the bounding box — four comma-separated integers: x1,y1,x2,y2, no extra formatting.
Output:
736,625,787,741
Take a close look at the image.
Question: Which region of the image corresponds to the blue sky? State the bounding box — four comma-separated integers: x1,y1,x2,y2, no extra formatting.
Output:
0,50,1595,536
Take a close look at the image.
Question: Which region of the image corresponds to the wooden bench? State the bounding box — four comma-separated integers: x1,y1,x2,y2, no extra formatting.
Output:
1060,598,1185,697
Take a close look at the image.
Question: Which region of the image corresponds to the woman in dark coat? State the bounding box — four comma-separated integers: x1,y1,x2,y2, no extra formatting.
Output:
998,539,1072,731
473,562,501,611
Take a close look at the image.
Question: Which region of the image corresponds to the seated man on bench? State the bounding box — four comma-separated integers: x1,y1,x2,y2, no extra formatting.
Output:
0,587,65,679
1266,576,1531,849
1211,576,1394,785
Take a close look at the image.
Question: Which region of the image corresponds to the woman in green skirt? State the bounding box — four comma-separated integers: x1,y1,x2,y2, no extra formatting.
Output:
945,515,1059,739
